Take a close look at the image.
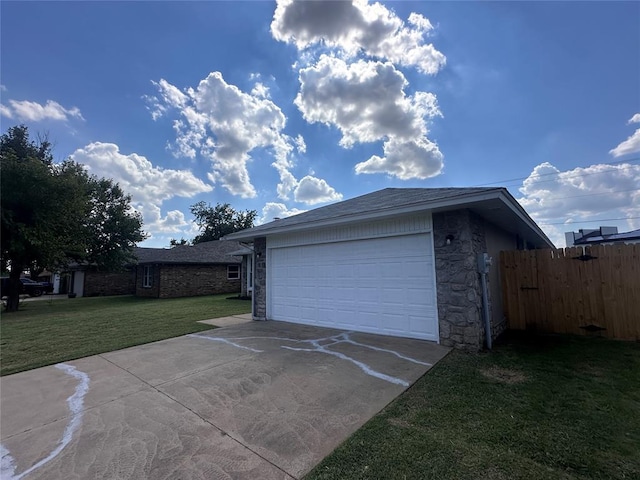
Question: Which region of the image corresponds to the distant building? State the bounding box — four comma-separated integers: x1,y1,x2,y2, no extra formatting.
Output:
565,226,640,247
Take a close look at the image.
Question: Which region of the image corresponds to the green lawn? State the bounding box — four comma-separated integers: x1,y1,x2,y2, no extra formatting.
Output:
306,334,640,480
0,294,251,376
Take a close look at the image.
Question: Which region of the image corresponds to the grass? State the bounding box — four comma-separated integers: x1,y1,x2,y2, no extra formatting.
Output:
0,294,251,376
306,333,640,480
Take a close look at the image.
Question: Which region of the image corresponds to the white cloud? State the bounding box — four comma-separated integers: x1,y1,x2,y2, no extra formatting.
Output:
137,205,190,234
0,104,13,119
294,175,343,204
295,55,443,179
147,72,341,204
148,72,292,198
258,202,307,224
294,134,306,153
355,137,443,179
251,82,271,99
0,85,7,92
271,0,445,75
610,113,640,157
517,161,640,244
0,99,84,122
70,142,213,238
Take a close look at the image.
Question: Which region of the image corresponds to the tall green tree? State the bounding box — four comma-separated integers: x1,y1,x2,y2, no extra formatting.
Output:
190,201,256,244
1,125,145,311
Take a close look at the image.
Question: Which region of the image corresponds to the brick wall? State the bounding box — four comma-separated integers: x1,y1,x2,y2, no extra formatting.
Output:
135,265,161,298
135,263,241,299
84,269,135,297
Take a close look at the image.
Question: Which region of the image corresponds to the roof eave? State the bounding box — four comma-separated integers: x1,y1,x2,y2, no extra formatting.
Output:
224,190,504,240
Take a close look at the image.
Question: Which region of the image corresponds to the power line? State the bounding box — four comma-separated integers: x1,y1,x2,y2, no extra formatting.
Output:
530,187,639,202
538,216,640,226
472,157,640,188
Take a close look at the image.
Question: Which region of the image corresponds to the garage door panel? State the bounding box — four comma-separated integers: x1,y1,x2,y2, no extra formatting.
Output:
269,234,438,341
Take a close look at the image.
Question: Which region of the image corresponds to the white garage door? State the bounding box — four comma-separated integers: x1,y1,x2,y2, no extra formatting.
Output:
269,234,438,341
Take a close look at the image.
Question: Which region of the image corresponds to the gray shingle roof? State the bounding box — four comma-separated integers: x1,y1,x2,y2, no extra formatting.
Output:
226,187,503,239
134,240,243,265
574,228,640,245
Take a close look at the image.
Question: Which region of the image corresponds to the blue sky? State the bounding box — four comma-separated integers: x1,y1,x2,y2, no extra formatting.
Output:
2,0,639,247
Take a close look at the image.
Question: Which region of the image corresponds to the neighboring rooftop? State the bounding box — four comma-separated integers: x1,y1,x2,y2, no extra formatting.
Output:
225,187,554,248
566,227,640,246
134,240,243,264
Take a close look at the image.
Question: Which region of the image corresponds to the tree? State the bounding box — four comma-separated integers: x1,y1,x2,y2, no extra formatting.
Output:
169,238,190,247
1,125,145,311
190,201,256,244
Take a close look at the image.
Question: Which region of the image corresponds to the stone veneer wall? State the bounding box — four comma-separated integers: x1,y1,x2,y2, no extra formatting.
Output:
253,237,267,320
84,269,135,297
433,209,489,351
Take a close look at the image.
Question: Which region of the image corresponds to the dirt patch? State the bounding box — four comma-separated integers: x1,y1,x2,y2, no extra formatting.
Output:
480,366,526,384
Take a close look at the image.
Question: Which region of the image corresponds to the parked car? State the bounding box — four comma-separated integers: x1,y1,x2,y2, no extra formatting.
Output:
0,277,52,297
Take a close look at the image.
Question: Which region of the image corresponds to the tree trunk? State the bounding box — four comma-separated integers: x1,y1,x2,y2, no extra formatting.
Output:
4,264,23,312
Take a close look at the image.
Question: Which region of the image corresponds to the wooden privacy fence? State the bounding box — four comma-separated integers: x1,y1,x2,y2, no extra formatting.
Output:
500,244,640,340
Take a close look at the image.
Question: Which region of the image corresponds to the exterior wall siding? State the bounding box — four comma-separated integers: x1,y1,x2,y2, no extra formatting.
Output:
484,221,518,340
268,214,432,248
433,210,488,351
83,269,135,297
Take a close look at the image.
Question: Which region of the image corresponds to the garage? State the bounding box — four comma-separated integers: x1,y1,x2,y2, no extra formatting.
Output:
269,234,439,341
225,187,554,350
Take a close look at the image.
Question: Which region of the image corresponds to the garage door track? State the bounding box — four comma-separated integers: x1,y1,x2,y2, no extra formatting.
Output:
1,321,450,479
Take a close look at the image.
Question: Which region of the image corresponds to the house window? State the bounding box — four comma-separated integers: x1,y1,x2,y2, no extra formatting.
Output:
227,265,240,280
143,266,153,288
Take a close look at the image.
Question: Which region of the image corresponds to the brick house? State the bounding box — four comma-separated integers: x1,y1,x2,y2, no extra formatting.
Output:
134,240,243,299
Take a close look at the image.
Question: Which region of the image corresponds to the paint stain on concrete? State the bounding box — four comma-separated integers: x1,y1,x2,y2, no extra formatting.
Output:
0,363,90,480
187,334,264,353
191,332,430,387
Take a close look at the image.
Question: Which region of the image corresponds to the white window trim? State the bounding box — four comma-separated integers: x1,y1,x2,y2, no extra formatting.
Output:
143,265,153,288
227,264,240,280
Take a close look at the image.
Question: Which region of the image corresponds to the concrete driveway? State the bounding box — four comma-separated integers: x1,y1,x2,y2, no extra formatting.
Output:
1,321,450,479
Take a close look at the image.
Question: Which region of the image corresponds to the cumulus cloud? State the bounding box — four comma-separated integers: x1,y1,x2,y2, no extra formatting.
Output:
71,142,213,237
294,175,343,204
517,161,640,244
147,72,290,198
258,202,307,224
251,82,271,99
146,72,341,204
294,134,306,153
295,55,443,179
355,137,443,179
0,104,13,119
271,0,445,75
610,113,640,157
0,99,84,122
